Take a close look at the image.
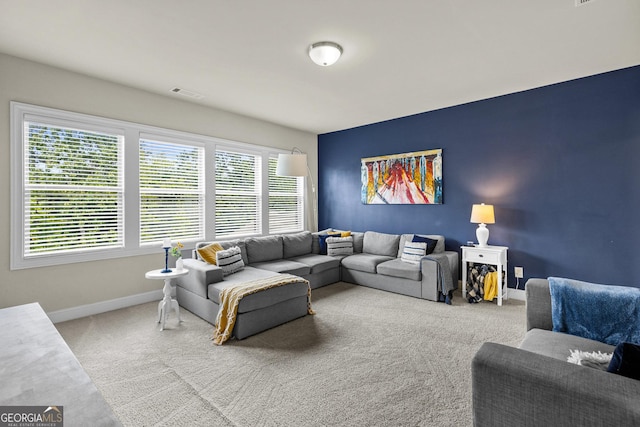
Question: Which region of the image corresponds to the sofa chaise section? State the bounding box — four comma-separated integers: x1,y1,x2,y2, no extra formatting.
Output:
176,232,336,340
177,262,310,340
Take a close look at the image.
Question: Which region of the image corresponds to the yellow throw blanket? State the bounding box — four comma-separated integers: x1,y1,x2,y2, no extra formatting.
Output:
212,274,314,345
483,271,498,301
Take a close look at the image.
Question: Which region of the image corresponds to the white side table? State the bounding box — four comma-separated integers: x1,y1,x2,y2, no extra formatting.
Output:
145,268,189,331
461,245,508,306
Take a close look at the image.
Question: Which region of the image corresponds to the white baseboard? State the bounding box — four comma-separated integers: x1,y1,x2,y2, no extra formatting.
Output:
507,288,526,301
47,282,525,324
47,289,164,324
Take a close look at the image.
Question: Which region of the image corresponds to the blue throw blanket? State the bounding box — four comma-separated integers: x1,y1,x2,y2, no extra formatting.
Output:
548,277,640,346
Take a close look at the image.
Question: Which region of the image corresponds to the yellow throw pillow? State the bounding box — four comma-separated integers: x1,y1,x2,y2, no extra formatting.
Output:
340,231,351,237
197,242,224,265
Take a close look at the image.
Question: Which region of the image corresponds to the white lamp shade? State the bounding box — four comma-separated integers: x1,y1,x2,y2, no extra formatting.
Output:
470,203,495,224
276,153,308,177
308,42,343,66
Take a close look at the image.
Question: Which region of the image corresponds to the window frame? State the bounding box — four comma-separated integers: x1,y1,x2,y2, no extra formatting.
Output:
10,102,308,270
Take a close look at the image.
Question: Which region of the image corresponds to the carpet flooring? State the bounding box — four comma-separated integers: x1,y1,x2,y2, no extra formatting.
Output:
56,282,526,426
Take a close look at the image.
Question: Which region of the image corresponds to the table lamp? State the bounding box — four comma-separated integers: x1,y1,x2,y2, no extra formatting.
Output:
470,203,495,247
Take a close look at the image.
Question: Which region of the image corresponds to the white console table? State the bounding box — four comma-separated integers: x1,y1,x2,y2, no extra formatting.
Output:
461,245,509,306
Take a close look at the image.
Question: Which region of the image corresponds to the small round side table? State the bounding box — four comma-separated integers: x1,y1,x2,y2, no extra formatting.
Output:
145,268,189,331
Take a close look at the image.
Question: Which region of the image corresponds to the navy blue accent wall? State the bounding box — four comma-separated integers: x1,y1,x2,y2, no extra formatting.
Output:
318,66,640,288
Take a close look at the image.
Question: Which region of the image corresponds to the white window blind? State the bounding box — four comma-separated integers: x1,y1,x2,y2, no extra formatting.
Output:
23,121,124,256
268,157,304,233
139,138,204,245
12,102,312,270
215,149,262,237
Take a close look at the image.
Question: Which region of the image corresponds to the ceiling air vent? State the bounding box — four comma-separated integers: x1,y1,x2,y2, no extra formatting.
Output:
170,87,204,100
575,0,595,6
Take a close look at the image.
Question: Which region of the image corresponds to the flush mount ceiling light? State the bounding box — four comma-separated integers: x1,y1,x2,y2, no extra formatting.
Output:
308,41,343,66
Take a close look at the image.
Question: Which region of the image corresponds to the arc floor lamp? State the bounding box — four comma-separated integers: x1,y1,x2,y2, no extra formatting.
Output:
276,148,317,231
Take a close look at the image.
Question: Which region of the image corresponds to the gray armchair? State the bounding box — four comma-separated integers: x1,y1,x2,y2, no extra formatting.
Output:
471,278,640,426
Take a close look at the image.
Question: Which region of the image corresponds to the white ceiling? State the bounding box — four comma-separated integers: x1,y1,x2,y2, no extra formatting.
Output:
1,1,638,134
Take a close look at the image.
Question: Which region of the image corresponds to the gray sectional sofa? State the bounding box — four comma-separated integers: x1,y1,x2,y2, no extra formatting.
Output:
472,278,640,426
175,229,458,340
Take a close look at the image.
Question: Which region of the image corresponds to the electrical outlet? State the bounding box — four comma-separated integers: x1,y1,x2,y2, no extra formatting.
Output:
514,267,524,279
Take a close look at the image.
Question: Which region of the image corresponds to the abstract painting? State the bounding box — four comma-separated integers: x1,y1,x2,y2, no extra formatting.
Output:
361,149,442,204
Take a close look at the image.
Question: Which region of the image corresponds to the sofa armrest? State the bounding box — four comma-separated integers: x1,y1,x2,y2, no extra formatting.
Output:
184,258,223,283
525,278,552,331
175,258,224,298
420,256,440,301
472,342,640,427
419,252,458,301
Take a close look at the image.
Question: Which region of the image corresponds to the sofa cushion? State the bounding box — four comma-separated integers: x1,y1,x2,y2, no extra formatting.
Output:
607,342,640,380
567,349,613,370
326,236,354,256
196,240,249,266
363,231,400,257
332,230,365,253
519,328,615,362
397,234,444,258
351,232,364,253
283,231,313,258
207,268,308,313
400,241,426,264
341,253,394,274
215,246,245,276
376,258,422,281
289,254,340,274
412,235,438,254
312,228,335,254
250,259,310,276
318,232,342,254
245,235,283,264
197,242,224,265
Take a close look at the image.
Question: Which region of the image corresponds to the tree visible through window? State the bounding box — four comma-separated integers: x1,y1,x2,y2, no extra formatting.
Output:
24,122,124,256
215,150,262,237
268,157,304,233
139,138,204,245
12,103,308,269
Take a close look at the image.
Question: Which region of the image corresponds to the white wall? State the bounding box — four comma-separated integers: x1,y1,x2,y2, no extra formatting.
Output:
0,53,317,314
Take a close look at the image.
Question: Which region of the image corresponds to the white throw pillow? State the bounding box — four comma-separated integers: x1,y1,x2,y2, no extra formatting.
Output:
326,236,354,256
215,246,245,276
567,349,612,370
401,242,427,264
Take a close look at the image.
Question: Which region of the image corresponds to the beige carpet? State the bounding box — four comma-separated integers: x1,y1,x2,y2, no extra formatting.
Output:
56,282,526,427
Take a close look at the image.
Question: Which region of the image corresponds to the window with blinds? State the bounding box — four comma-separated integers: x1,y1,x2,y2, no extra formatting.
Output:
12,103,310,269
268,157,304,233
23,121,124,256
215,149,262,238
139,138,204,245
